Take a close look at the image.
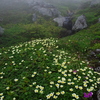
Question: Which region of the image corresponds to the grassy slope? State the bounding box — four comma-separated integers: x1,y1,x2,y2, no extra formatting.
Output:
58,5,100,53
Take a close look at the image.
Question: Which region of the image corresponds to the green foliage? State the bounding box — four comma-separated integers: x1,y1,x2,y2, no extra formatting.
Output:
90,43,100,50
0,38,100,100
0,21,64,48
76,5,100,25
58,23,100,53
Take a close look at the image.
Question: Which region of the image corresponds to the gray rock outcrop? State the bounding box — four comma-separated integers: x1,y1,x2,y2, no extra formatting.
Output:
98,18,100,23
0,26,4,36
30,0,61,17
90,0,100,7
72,15,87,31
53,16,66,27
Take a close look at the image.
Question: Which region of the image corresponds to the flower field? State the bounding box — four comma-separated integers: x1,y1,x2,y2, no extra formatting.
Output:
0,38,100,100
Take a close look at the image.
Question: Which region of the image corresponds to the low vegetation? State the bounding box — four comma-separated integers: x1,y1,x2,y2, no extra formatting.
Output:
0,38,100,100
0,1,100,100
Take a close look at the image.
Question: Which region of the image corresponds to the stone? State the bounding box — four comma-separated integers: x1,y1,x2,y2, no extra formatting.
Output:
96,49,100,53
32,13,37,22
72,15,87,31
0,26,4,36
53,16,66,27
94,66,100,72
30,0,61,17
63,17,72,30
0,18,3,22
97,90,100,100
90,0,100,7
98,18,100,23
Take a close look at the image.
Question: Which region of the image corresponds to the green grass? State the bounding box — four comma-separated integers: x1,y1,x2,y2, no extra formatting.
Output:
0,21,64,48
57,23,100,53
74,5,100,25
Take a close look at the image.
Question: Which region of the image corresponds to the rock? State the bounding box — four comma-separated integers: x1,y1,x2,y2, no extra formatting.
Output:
31,0,61,17
72,15,87,31
0,18,3,22
98,18,100,23
63,17,72,30
32,13,37,22
97,90,100,100
96,49,100,53
0,26,4,36
90,0,100,7
59,30,73,38
94,66,100,72
53,16,66,27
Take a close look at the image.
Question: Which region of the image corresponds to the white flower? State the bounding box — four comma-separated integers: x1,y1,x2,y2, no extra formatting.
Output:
32,74,35,77
61,91,65,95
60,85,64,88
68,82,71,85
40,90,43,94
6,87,10,90
50,81,54,84
13,97,16,100
1,96,4,100
33,82,36,85
75,85,78,89
68,74,71,76
62,77,66,81
84,84,87,87
75,95,79,99
71,82,75,85
14,79,18,82
69,69,72,72
72,93,76,97
53,95,58,99
73,77,77,80
69,88,73,91
68,79,71,81
56,92,60,95
0,93,3,96
46,95,51,99
29,85,32,87
55,84,60,88
34,89,38,93
33,72,37,74
79,86,83,90
48,71,52,74
22,77,26,79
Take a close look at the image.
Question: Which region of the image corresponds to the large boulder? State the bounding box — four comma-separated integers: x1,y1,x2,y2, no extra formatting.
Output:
0,26,4,36
53,16,66,27
72,15,87,31
90,0,100,7
63,17,72,30
30,0,61,17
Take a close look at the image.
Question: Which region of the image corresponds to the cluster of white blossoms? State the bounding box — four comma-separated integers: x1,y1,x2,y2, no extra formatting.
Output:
72,93,79,99
0,93,4,100
34,85,44,94
0,38,100,100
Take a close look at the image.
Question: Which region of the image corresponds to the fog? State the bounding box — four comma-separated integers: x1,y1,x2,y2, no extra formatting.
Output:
0,0,92,12
0,0,91,6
